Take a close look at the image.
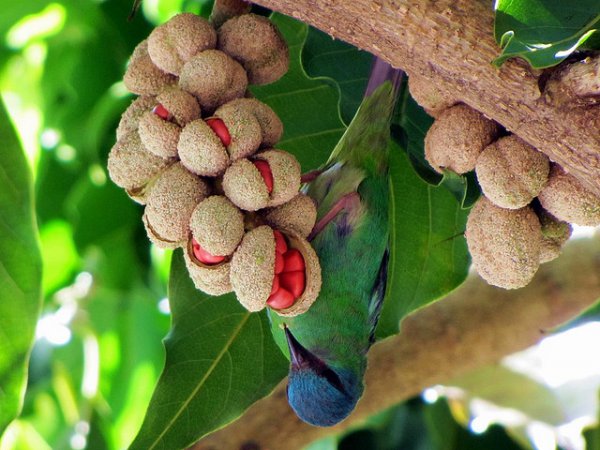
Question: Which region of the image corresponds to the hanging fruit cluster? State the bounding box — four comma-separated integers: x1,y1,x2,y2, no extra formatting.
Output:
108,12,321,316
410,77,600,289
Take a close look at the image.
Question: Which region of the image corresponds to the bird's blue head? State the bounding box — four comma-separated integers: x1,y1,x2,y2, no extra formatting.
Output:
285,327,363,427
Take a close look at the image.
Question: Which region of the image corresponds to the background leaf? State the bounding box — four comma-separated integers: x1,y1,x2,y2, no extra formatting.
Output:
376,143,470,339
129,252,288,449
0,99,42,434
494,0,600,68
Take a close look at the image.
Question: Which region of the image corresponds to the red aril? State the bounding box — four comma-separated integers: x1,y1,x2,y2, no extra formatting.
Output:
206,118,231,146
267,288,295,310
252,160,274,193
192,238,225,265
279,270,305,298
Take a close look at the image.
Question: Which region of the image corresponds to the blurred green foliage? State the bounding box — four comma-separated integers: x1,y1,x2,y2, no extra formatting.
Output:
1,0,598,449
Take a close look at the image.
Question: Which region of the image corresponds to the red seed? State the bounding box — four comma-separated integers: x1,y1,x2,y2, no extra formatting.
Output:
152,103,171,120
279,270,305,298
273,230,288,254
275,251,284,274
252,160,274,193
283,249,305,272
267,288,295,310
192,238,225,265
271,274,280,295
206,118,231,146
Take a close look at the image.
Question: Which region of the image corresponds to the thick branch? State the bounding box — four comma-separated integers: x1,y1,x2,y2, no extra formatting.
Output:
193,236,600,450
251,0,600,196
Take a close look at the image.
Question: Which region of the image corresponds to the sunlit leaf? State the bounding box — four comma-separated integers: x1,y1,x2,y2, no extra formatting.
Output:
494,0,600,68
129,252,287,450
0,99,42,435
376,144,470,338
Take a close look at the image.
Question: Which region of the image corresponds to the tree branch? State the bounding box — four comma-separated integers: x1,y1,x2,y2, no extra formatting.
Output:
193,235,600,450
250,0,600,196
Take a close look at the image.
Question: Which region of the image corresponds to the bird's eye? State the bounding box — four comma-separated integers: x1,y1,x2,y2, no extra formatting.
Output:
322,368,348,396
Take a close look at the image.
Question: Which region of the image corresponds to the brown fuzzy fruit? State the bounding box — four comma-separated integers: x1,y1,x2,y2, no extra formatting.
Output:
222,150,301,211
270,231,321,317
178,119,230,176
465,197,541,289
408,75,456,117
264,193,317,237
538,165,600,226
138,111,181,158
226,98,283,146
144,163,209,246
189,195,245,257
179,49,248,111
222,158,269,211
156,86,201,126
184,239,233,295
425,104,500,174
107,131,173,194
218,14,288,85
537,209,572,263
476,135,550,209
209,0,252,28
147,13,217,76
123,40,177,96
230,226,276,311
214,101,262,160
116,96,156,140
255,149,301,207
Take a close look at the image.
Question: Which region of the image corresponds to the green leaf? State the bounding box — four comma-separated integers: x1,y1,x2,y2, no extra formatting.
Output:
250,15,346,171
302,27,372,125
0,100,42,434
584,392,600,450
376,144,470,339
129,251,288,450
494,0,600,68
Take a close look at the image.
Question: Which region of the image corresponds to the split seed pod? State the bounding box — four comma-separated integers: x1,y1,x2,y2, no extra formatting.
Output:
425,104,500,174
465,197,541,289
138,110,181,158
214,100,262,160
107,131,173,202
537,209,572,264
123,40,177,96
189,195,244,257
179,49,248,111
218,14,289,85
263,193,317,237
408,74,456,117
230,226,276,311
271,231,321,317
222,149,301,211
144,163,209,247
147,13,217,76
156,86,201,126
538,165,600,227
178,119,230,176
476,135,550,209
184,240,233,295
230,226,321,315
225,98,283,146
116,96,156,140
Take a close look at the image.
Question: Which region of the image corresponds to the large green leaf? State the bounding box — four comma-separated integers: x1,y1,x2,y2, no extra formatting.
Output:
0,100,42,434
302,27,372,125
494,0,600,68
128,252,287,450
376,143,470,339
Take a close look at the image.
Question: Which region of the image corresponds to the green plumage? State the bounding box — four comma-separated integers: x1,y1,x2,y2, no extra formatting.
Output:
269,79,397,394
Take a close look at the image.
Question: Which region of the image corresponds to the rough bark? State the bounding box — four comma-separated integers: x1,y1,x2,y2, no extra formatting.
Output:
192,235,600,450
250,0,600,197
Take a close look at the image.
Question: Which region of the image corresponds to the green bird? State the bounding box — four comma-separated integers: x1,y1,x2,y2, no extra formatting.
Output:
269,58,402,427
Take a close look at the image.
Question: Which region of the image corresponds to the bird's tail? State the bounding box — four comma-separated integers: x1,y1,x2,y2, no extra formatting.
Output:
326,57,403,170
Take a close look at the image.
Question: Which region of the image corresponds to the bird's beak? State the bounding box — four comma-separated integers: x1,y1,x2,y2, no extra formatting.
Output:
284,326,309,368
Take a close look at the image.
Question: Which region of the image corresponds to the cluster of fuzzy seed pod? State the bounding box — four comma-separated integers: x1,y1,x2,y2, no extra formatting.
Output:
412,77,600,289
108,12,322,316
